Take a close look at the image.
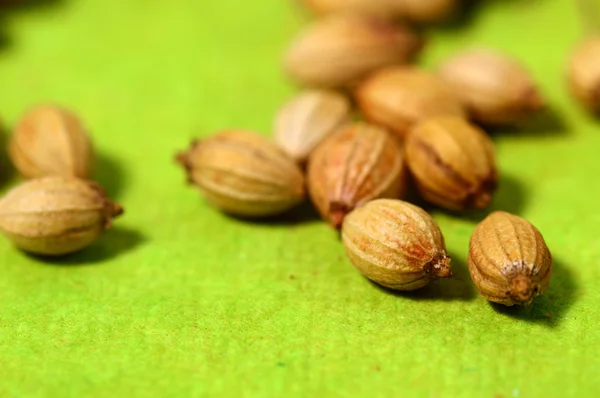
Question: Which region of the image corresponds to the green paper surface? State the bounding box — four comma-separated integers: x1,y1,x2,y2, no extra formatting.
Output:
0,0,598,396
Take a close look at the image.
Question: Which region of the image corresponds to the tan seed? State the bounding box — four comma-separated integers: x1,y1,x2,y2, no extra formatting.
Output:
274,90,351,164
9,105,95,179
176,130,305,217
284,13,423,88
342,199,451,291
0,177,123,256
307,122,406,228
439,49,544,125
567,35,600,112
468,211,552,306
405,116,497,210
355,67,466,139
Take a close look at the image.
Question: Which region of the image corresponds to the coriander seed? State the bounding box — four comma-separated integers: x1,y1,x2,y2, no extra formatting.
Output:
9,104,95,179
342,199,451,291
177,130,305,218
405,116,497,211
0,177,123,256
469,211,552,306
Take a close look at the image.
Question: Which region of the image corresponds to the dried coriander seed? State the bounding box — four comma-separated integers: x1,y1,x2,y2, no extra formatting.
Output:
568,35,600,112
176,130,305,218
405,116,497,211
274,90,351,164
0,177,123,256
9,105,95,179
469,211,552,306
307,122,406,229
439,49,544,125
284,13,423,88
342,199,451,291
355,67,466,139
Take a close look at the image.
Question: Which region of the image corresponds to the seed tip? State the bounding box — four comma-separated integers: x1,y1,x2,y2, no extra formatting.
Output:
175,151,189,166
470,178,496,209
509,274,534,305
112,202,124,218
433,255,452,278
523,87,544,112
473,191,492,209
175,139,200,167
330,211,345,230
329,201,351,230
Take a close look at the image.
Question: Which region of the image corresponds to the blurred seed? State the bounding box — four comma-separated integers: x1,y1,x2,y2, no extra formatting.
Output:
439,49,544,125
355,66,465,139
568,35,600,113
0,177,122,256
9,104,95,179
274,90,351,164
284,13,424,88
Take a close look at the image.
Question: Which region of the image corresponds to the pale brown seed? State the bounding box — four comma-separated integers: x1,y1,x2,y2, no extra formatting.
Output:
405,116,497,210
274,90,352,164
0,177,123,256
176,130,305,217
9,105,95,179
355,67,466,140
468,211,552,306
567,35,600,113
438,49,544,125
307,122,406,228
342,199,451,291
300,0,458,23
284,13,423,88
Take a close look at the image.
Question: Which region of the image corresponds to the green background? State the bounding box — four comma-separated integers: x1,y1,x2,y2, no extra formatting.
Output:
0,0,598,396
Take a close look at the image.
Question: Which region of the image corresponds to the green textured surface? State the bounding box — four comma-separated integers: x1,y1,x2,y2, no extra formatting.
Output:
0,0,598,397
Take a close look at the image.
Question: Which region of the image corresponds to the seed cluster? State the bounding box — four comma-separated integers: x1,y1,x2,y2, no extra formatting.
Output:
8,1,599,309
0,105,123,256
171,1,568,308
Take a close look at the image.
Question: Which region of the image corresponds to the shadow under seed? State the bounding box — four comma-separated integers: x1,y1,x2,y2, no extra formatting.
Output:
367,254,477,301
490,257,578,328
25,226,147,265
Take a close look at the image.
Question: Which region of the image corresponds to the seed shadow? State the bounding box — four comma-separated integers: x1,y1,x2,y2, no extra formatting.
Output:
224,200,323,227
0,0,67,51
268,201,323,226
486,107,570,138
0,30,9,49
94,152,127,200
0,121,16,190
417,172,528,223
460,172,529,223
368,253,476,301
432,0,482,30
436,0,538,31
26,226,146,266
0,0,65,12
490,257,577,327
